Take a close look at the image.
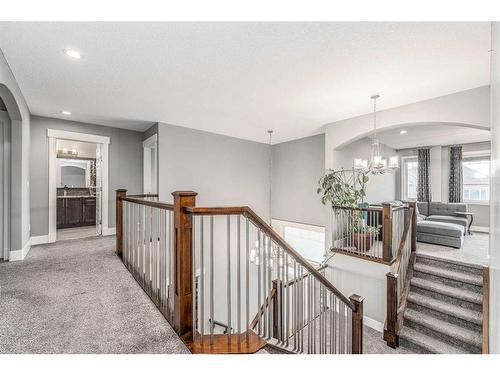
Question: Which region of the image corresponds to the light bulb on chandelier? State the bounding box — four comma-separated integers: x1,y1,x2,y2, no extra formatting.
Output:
353,94,399,175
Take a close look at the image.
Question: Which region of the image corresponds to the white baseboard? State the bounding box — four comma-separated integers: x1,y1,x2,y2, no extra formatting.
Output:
9,238,32,261
364,316,384,333
471,225,489,233
31,235,50,246
102,227,116,236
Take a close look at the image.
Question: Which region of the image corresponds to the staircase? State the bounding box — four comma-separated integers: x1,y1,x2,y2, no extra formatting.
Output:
399,253,485,354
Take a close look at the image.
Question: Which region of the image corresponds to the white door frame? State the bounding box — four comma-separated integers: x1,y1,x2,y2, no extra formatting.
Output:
0,110,10,260
47,129,110,243
143,133,158,194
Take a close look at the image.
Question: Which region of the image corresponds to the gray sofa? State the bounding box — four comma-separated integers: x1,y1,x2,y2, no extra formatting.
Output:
416,202,468,248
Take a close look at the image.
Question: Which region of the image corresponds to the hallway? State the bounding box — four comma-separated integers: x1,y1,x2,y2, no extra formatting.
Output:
0,236,189,353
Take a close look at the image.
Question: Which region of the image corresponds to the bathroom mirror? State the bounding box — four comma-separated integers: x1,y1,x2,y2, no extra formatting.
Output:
57,158,96,188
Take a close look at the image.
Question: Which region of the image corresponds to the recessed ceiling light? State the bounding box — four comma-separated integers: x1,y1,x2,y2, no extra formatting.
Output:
61,110,72,116
64,49,81,59
400,130,408,135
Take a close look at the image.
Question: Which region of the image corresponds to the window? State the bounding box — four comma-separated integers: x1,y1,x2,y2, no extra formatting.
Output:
272,219,325,264
463,156,490,203
402,156,418,200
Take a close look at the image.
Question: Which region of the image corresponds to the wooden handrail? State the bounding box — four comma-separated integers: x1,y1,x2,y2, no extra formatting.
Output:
250,288,277,330
127,193,159,198
384,202,416,348
121,196,174,210
389,207,414,274
186,206,355,310
331,205,382,212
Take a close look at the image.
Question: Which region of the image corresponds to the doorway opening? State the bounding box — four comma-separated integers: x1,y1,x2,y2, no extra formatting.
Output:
55,139,100,241
48,129,110,243
143,134,157,194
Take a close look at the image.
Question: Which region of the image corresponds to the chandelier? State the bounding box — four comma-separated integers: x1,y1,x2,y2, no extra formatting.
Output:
354,94,399,175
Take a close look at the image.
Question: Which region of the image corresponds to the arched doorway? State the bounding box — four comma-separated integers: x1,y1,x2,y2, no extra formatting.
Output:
0,83,23,261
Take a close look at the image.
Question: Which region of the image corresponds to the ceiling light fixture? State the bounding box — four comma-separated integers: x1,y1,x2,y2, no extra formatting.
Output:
61,110,72,115
353,94,399,175
64,49,81,59
400,130,408,135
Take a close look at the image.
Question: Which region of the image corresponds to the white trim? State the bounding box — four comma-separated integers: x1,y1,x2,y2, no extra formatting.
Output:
401,155,418,201
364,316,384,333
47,129,110,144
471,225,490,233
31,235,50,246
9,238,31,261
102,227,116,236
48,137,57,243
142,133,157,148
143,134,158,195
101,144,109,235
48,131,109,243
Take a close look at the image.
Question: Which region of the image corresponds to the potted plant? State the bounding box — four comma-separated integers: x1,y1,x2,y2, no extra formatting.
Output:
317,169,368,208
351,223,379,252
318,169,379,251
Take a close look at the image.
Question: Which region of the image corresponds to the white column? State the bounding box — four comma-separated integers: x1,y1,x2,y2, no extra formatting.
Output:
490,22,500,354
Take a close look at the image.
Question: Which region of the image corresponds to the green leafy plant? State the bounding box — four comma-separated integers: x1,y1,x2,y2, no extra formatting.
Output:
351,223,380,236
317,169,369,208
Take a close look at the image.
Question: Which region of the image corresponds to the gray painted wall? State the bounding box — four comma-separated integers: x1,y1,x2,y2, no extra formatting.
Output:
30,116,143,236
157,122,270,220
333,138,397,204
0,49,30,252
271,134,326,227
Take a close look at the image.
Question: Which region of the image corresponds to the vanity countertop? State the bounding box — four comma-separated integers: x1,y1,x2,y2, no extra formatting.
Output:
57,195,96,198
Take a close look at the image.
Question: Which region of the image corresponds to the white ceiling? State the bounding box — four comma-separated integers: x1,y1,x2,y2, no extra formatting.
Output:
376,123,491,150
0,22,491,143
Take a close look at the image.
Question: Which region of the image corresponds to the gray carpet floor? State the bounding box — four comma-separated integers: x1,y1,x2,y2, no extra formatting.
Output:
417,232,489,267
0,236,190,354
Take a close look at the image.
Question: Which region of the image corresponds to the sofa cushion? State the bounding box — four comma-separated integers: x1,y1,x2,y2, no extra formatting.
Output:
417,232,464,249
417,202,429,216
428,202,467,217
417,214,427,222
426,215,468,229
417,220,464,237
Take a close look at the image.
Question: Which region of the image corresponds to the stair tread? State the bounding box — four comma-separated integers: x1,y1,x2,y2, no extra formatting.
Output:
416,253,484,271
414,263,483,286
400,326,469,354
407,291,482,325
404,308,482,348
411,277,482,304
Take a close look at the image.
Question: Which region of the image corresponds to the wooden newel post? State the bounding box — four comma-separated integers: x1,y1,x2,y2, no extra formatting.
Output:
408,201,417,252
272,280,283,340
382,203,393,262
172,191,197,343
349,294,364,354
115,189,127,257
385,272,399,348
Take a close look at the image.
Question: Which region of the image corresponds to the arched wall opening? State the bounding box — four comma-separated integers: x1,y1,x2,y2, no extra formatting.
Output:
0,83,26,260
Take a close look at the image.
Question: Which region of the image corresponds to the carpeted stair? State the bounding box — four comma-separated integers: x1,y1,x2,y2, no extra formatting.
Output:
399,253,484,354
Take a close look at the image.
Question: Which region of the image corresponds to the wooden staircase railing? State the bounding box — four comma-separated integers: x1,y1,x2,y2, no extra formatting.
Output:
116,190,364,354
330,203,408,264
383,201,417,348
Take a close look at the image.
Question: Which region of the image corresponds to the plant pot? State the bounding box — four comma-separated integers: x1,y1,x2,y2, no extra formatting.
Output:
352,232,374,252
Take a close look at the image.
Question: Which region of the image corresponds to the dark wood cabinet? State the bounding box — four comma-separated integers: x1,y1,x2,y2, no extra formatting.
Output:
83,198,96,225
57,197,96,229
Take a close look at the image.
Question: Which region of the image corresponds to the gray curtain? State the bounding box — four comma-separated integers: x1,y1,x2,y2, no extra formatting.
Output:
417,148,431,202
448,145,463,203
